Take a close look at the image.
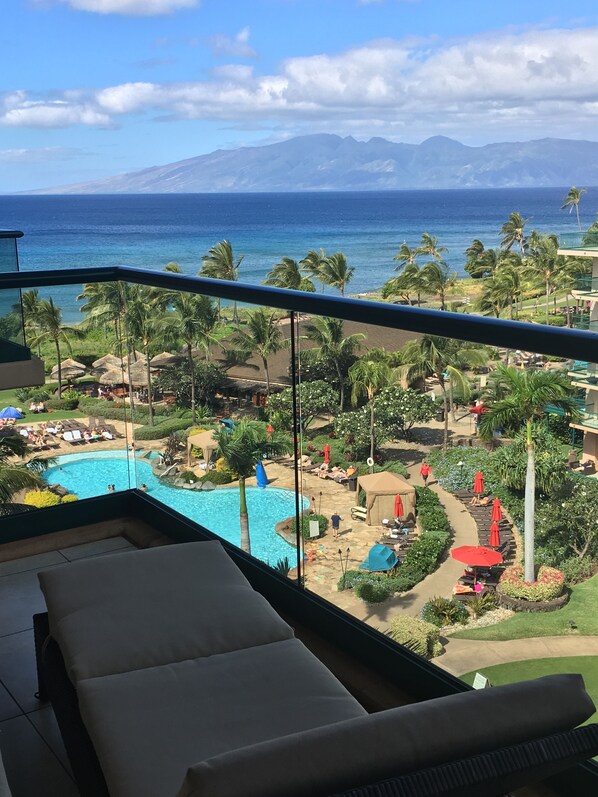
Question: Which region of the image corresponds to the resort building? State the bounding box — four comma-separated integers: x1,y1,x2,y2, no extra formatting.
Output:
1,231,598,796
559,234,598,464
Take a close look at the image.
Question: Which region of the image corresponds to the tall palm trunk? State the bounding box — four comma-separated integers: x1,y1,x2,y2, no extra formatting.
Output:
262,356,271,396
524,419,536,582
239,477,251,554
439,377,449,451
336,361,345,411
187,342,196,424
545,277,550,324
55,339,62,399
144,346,154,427
369,399,375,470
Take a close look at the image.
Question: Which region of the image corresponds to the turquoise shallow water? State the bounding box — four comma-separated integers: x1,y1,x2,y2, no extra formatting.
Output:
43,453,304,566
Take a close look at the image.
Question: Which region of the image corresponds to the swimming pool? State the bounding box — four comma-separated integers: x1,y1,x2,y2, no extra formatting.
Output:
43,453,304,566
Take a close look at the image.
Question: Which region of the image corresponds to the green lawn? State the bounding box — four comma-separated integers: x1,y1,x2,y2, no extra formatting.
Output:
461,657,598,727
453,574,598,641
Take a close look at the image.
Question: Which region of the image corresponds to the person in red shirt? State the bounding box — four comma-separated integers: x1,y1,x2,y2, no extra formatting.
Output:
420,461,431,487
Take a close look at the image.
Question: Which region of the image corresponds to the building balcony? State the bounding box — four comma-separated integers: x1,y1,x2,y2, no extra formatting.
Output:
569,314,598,332
572,276,598,300
1,262,598,796
558,231,598,257
568,361,598,390
570,406,598,433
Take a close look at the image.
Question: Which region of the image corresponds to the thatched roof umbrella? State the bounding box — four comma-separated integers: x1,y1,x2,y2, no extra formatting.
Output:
50,358,86,381
150,351,181,368
122,350,147,366
98,368,126,385
92,354,121,369
125,361,150,387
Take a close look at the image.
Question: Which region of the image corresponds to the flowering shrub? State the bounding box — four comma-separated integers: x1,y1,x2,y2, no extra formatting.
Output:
498,564,565,601
386,616,443,659
422,596,469,627
24,490,62,508
60,493,78,503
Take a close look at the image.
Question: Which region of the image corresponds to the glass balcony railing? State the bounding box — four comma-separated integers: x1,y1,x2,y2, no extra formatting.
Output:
2,260,598,723
574,275,598,296
573,406,598,431
570,314,598,331
559,231,598,252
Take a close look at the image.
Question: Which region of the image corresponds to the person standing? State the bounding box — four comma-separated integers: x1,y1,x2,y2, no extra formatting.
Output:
420,461,431,487
331,511,342,539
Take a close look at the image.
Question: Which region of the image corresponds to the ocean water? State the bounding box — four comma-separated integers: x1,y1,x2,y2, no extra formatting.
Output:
0,189,591,320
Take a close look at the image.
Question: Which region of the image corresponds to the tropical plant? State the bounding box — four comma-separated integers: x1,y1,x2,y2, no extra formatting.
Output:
500,211,529,253
303,316,365,410
300,249,328,291
479,365,580,582
421,596,469,627
28,299,84,398
213,421,292,555
498,564,565,602
561,186,586,231
349,356,395,466
267,380,338,432
416,232,447,263
382,262,426,306
264,257,315,292
200,240,244,322
230,309,289,395
399,336,487,450
318,252,355,296
0,435,49,505
421,261,457,310
154,360,225,413
386,616,443,659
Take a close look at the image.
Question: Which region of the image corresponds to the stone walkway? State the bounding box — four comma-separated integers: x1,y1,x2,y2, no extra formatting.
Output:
433,635,598,676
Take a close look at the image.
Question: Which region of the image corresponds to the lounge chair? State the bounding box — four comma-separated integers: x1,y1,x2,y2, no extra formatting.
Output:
351,505,367,521
62,431,76,445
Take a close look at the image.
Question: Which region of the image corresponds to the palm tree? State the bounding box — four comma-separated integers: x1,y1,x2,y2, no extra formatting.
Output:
213,421,292,555
400,336,486,450
416,232,447,263
21,289,42,355
304,317,365,410
464,239,491,278
526,233,565,324
349,356,395,467
231,309,289,395
200,240,244,322
500,212,528,253
78,281,130,350
0,435,48,506
318,252,355,296
29,299,84,398
421,261,457,310
382,262,425,306
393,242,418,270
300,249,328,291
125,285,166,426
479,366,580,582
561,186,586,231
264,257,315,292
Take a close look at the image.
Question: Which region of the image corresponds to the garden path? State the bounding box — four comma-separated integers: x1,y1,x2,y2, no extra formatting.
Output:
432,635,598,677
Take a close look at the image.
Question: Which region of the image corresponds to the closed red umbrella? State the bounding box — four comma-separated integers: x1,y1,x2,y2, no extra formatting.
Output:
473,470,484,495
491,498,503,522
489,521,501,548
323,443,331,464
267,424,274,434
394,494,404,519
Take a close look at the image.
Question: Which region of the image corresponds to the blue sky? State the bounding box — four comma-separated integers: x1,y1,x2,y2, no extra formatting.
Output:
3,0,598,191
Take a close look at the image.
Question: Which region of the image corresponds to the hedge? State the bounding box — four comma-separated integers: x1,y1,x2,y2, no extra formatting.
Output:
24,490,62,508
386,616,443,659
134,419,193,440
46,398,79,411
498,564,565,601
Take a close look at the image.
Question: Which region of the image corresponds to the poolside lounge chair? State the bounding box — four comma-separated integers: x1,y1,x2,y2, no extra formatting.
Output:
62,431,76,445
351,505,367,521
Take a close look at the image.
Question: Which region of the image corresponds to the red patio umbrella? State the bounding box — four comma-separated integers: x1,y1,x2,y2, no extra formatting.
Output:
473,470,484,495
393,494,404,519
489,521,501,548
491,498,503,522
323,443,331,464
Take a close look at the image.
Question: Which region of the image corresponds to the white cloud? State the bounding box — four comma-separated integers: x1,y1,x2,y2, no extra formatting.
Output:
0,147,82,163
4,26,598,140
42,0,199,15
209,27,257,59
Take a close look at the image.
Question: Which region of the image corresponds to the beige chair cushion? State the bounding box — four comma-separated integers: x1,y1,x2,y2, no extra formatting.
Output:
77,638,366,797
178,674,596,797
38,541,294,681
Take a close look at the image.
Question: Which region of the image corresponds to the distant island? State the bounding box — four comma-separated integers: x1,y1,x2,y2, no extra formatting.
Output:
25,134,598,195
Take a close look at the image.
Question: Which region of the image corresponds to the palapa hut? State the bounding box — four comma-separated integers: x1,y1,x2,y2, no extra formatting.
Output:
92,354,121,370
150,351,181,368
50,358,86,380
356,471,416,526
187,430,219,466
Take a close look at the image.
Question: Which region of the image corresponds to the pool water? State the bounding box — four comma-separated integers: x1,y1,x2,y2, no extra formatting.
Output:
43,454,304,566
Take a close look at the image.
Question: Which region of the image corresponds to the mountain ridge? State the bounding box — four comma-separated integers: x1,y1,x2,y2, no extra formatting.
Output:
25,134,598,194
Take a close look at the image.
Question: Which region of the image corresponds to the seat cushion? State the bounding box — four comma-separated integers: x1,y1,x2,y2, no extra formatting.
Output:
38,541,294,681
177,674,596,797
77,638,366,797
